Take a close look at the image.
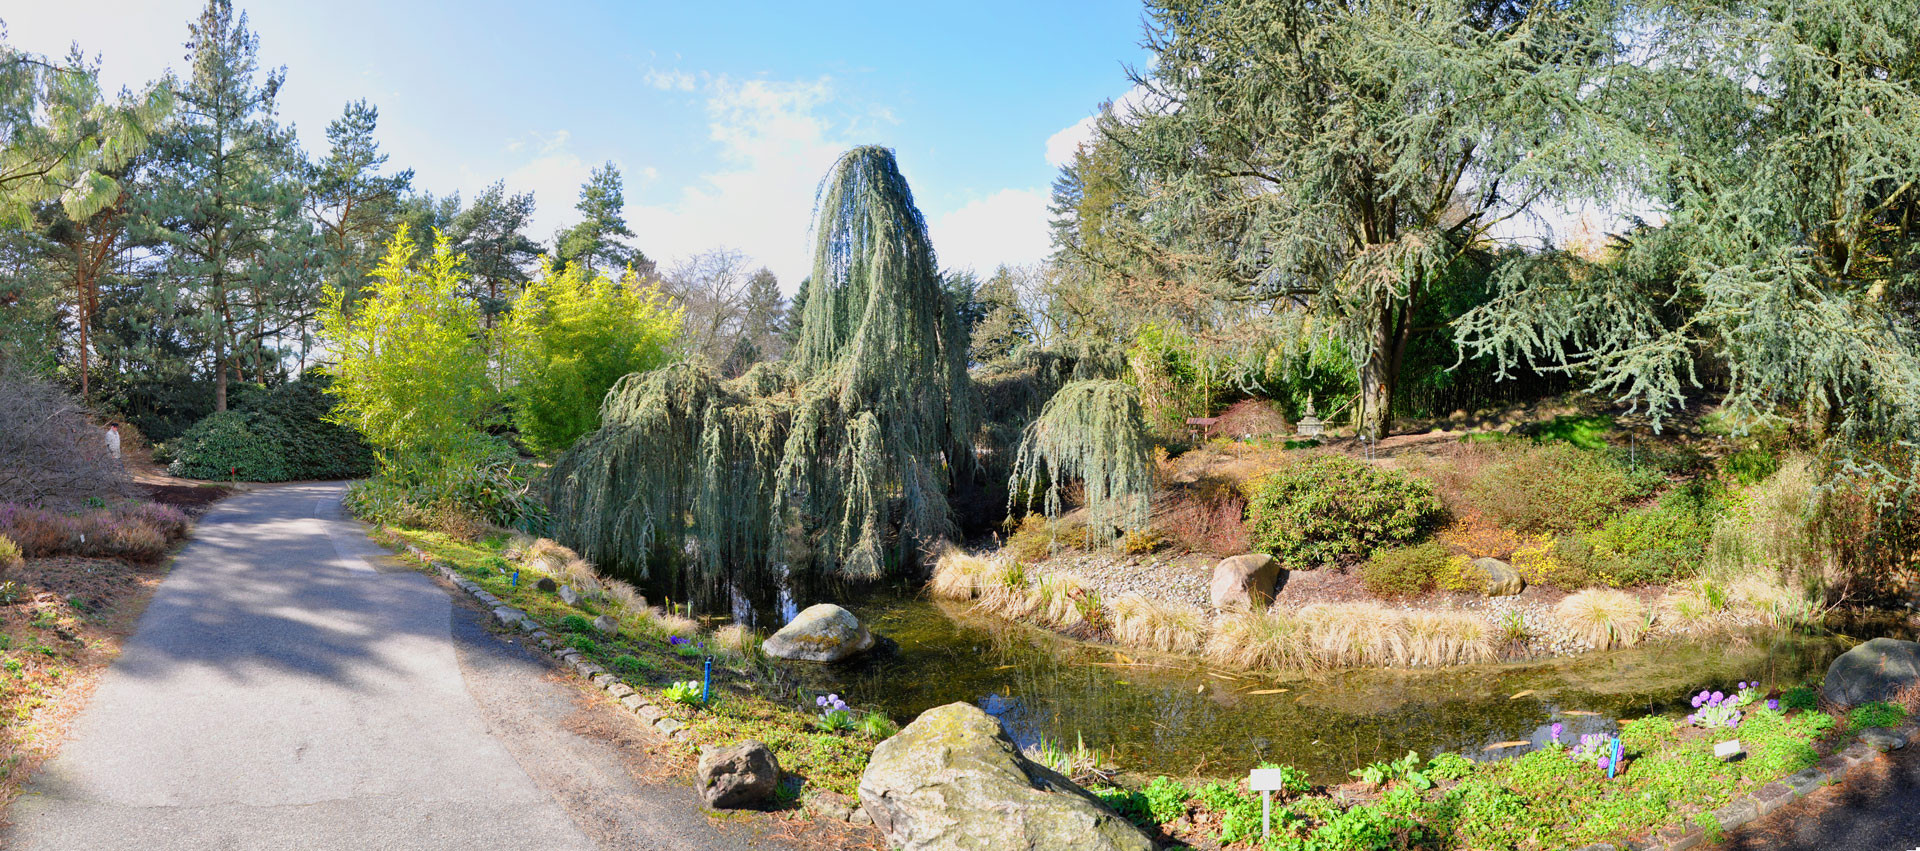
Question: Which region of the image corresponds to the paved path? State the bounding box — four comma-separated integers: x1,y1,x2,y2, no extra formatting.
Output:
1716,742,1920,851
4,483,792,851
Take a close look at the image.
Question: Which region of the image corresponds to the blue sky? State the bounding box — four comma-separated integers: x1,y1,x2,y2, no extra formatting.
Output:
5,0,1153,292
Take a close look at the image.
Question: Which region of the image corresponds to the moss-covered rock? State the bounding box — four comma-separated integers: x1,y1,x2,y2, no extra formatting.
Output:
763,603,874,662
857,702,1152,851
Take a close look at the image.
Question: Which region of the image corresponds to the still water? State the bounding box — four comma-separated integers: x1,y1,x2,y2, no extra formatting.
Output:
765,591,1893,782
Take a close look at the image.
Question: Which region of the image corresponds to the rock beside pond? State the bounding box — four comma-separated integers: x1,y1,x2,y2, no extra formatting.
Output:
696,739,780,809
1469,557,1525,597
858,702,1153,851
763,603,874,662
1824,637,1920,707
1210,553,1283,612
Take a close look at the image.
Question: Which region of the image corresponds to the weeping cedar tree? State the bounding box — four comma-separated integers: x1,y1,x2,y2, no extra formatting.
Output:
1457,0,1920,474
1108,0,1636,438
544,147,1154,599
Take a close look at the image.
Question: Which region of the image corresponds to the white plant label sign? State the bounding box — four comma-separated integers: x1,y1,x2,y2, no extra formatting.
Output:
1714,739,1743,759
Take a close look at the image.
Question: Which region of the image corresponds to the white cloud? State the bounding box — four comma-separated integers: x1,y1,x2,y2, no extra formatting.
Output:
644,68,699,92
625,76,860,293
1044,83,1158,169
928,188,1054,274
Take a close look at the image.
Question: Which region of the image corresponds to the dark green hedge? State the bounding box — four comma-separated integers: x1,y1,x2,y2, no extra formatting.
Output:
164,378,373,482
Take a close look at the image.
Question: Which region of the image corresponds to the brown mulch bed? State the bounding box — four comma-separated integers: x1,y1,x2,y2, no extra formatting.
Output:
0,555,170,818
139,483,232,518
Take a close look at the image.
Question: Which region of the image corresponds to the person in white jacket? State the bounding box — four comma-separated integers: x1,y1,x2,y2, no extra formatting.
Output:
104,423,122,461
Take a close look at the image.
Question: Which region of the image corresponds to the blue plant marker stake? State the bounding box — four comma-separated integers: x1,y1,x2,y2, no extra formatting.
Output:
702,657,712,704
511,570,519,588
1608,737,1622,779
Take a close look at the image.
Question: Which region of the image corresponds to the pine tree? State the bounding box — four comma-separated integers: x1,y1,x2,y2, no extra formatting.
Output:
448,180,542,324
140,0,309,411
307,99,411,300
968,265,1035,365
555,161,644,277
0,42,170,227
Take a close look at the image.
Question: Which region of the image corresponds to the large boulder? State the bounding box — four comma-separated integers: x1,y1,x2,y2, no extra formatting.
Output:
1468,557,1525,597
1210,553,1284,612
858,702,1153,851
763,603,875,662
1824,637,1920,707
696,740,781,809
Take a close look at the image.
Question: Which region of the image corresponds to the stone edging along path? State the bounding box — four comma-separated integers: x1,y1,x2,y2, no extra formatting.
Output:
1571,723,1916,851
396,543,701,745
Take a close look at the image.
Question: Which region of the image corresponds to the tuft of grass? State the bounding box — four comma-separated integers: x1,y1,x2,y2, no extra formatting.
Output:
976,561,1037,618
711,623,759,658
1298,602,1405,668
1108,594,1206,654
1554,589,1650,650
928,549,993,600
524,537,578,573
603,579,647,613
1402,610,1495,666
1031,573,1090,629
654,608,703,640
0,535,20,570
1206,608,1316,672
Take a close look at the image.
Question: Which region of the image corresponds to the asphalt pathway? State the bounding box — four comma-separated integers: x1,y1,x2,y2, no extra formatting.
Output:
4,483,793,851
1716,741,1920,851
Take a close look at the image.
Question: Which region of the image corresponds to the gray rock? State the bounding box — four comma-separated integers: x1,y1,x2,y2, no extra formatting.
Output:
763,603,875,662
857,702,1153,851
1709,798,1758,831
696,740,781,809
806,790,857,821
1753,782,1794,815
1860,727,1909,751
1822,637,1920,707
1469,557,1525,597
558,585,581,606
593,614,618,634
1209,553,1283,612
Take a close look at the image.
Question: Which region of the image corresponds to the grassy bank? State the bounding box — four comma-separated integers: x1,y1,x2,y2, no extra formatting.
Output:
372,526,890,799
1092,689,1905,850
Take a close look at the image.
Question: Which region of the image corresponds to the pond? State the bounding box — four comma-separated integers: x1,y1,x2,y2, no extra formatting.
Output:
756,589,1907,783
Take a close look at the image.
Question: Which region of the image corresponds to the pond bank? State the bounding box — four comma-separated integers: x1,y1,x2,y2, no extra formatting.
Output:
785,589,1902,783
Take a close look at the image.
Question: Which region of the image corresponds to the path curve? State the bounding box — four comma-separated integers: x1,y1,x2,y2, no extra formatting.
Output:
5,483,599,850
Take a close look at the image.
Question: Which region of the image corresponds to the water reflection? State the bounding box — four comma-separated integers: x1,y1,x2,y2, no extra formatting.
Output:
772,592,1887,782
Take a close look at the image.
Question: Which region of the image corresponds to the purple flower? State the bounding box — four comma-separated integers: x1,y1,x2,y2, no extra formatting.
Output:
1692,693,1706,708
1551,723,1563,743
1767,698,1780,711
1711,691,1724,703
668,635,688,646
1598,756,1611,772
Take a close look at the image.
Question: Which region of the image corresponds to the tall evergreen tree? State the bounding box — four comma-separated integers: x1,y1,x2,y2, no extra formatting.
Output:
554,161,644,276
719,266,786,375
969,265,1035,365
447,180,541,324
1111,0,1632,438
1458,0,1920,454
307,99,411,299
141,0,309,411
